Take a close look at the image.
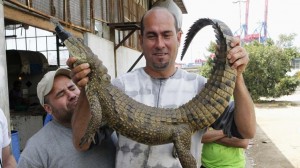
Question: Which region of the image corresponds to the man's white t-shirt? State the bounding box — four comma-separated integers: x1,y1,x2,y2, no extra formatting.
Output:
0,109,11,163
112,68,207,168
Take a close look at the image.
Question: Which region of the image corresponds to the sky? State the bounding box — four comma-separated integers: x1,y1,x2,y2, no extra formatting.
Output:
178,0,300,63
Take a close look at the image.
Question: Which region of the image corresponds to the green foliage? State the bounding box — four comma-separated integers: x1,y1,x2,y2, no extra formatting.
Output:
199,42,216,78
276,33,297,48
199,57,213,78
201,34,300,101
243,35,300,101
273,77,300,97
295,71,300,79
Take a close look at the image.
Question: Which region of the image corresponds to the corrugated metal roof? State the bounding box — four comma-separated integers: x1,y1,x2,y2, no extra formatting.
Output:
173,0,187,14
153,0,187,14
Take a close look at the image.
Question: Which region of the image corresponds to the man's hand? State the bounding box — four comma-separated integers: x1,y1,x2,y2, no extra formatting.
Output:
227,37,249,76
66,57,91,88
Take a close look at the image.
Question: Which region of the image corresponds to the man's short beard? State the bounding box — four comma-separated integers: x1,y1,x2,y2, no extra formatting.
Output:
50,105,73,123
153,62,169,71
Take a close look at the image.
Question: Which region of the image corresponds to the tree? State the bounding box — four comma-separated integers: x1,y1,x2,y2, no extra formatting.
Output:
199,34,300,101
198,41,215,78
276,33,297,48
244,36,300,101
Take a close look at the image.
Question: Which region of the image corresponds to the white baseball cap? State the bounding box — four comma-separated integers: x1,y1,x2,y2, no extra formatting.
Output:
37,68,71,105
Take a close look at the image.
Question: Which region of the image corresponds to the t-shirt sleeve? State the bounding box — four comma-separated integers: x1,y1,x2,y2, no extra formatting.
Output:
210,101,243,139
1,110,11,148
17,156,41,168
17,144,42,168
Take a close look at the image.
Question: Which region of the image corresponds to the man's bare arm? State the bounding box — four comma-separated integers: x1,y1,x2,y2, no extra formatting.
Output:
201,129,225,143
215,136,249,149
67,57,93,151
228,38,256,139
2,145,17,168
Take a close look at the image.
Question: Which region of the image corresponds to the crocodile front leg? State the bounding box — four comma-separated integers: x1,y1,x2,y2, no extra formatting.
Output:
172,125,196,168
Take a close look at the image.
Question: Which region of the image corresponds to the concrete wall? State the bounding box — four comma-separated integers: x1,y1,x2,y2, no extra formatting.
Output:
116,46,146,76
0,1,11,127
84,33,116,78
84,33,146,79
11,115,43,150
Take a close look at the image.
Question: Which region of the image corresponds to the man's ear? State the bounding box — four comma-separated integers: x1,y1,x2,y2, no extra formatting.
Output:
43,104,52,115
177,30,183,46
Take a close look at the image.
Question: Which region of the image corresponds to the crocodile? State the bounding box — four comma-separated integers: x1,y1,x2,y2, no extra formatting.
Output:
51,18,236,168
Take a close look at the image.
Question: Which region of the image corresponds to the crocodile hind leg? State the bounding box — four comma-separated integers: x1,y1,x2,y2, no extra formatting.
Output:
79,91,103,147
172,125,196,168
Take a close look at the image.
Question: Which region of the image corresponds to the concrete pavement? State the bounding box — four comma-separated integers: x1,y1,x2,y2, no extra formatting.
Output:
246,88,300,168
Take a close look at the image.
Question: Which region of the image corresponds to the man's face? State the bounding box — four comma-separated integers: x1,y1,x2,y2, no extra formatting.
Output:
140,8,181,72
44,75,80,125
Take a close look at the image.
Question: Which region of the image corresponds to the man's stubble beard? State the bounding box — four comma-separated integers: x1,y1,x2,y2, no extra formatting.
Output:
152,61,170,71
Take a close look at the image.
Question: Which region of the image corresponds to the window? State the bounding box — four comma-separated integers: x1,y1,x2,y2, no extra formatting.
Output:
5,26,69,67
292,58,300,69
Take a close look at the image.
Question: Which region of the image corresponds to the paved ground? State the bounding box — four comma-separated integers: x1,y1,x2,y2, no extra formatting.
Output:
246,88,300,168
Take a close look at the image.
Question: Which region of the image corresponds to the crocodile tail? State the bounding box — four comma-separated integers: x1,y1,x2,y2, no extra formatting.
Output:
181,18,214,61
179,18,237,130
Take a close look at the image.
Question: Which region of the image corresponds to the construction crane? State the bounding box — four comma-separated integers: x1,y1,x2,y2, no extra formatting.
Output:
233,0,249,40
234,0,268,43
261,0,268,42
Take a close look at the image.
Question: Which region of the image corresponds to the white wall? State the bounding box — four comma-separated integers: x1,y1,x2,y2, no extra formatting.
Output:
116,46,145,77
84,33,116,78
0,2,10,125
84,33,146,79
